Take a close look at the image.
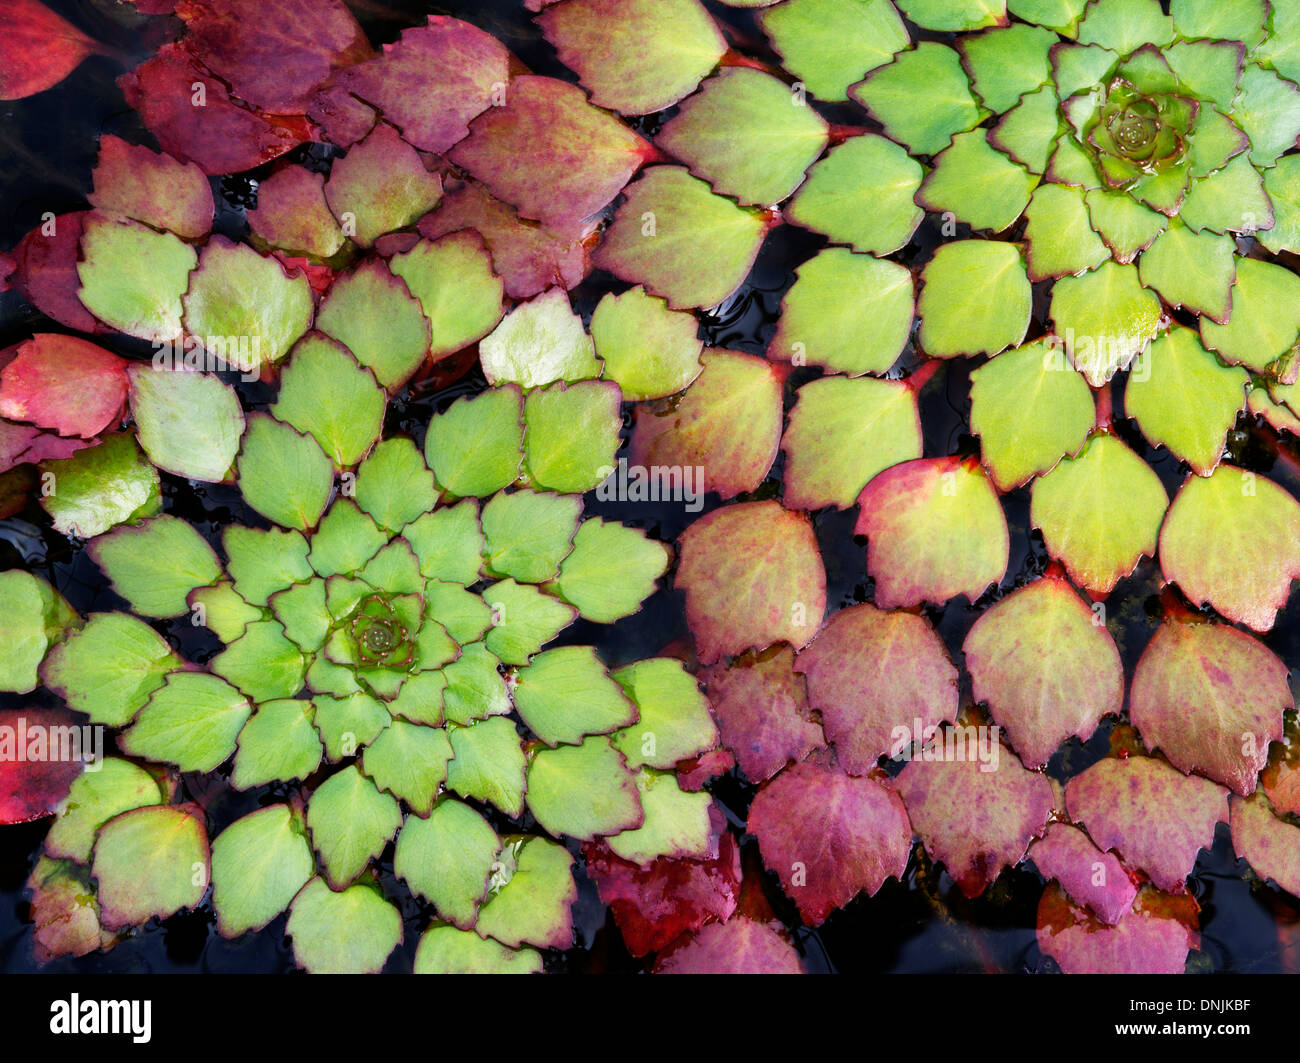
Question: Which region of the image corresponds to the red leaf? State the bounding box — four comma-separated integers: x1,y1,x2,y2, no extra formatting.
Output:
654,915,804,973
0,706,87,824
1037,883,1199,974
419,179,595,300
1028,822,1138,925
676,500,826,665
272,254,335,296
0,252,14,293
675,747,735,790
700,644,824,783
1065,755,1229,892
0,0,101,101
248,167,346,260
175,0,371,113
896,741,1054,898
312,16,511,154
1130,617,1291,796
120,43,314,175
584,810,741,956
748,757,912,924
796,603,957,775
88,135,214,240
0,420,95,473
0,334,127,438
11,211,99,333
449,75,653,229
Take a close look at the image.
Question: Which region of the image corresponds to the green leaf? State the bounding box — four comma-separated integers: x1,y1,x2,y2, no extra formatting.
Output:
1125,326,1248,475
1171,0,1266,44
390,232,506,359
323,122,442,249
271,335,385,469
474,836,576,950
315,259,431,391
41,612,180,727
359,539,424,597
769,248,914,375
425,583,494,648
1084,187,1167,263
355,437,439,532
237,413,333,532
1023,183,1110,281
1159,465,1300,632
232,698,322,789
446,717,528,818
307,764,402,888
211,620,306,702
590,287,703,401
1254,0,1300,83
780,376,922,509
313,692,389,759
224,525,311,607
211,804,314,938
1138,221,1236,323
1009,0,1087,34
121,672,251,772
758,0,908,101
1165,41,1245,110
893,0,1007,31
513,646,637,746
414,924,541,974
970,340,1095,490
605,769,713,865
1049,261,1164,385
1030,432,1168,595
989,85,1062,174
270,579,329,652
855,458,1009,608
307,499,387,578
1186,107,1249,179
424,386,524,499
405,501,484,586
538,0,727,115
552,517,671,622
849,43,983,156
89,514,222,618
1231,65,1300,168
523,381,623,493
1180,156,1272,236
483,580,578,665
959,24,1058,113
1199,258,1300,373
77,214,196,344
395,799,500,927
0,572,76,694
1046,134,1105,188
362,720,454,815
1051,43,1118,97
1259,156,1300,254
188,582,261,643
127,366,243,482
479,289,601,389
386,667,449,727
785,134,924,254
657,67,829,207
181,239,313,370
920,129,1040,231
44,758,164,864
592,166,768,311
39,432,158,539
286,877,401,974
610,657,717,769
482,490,581,583
526,735,643,839
1076,0,1173,54
918,241,1031,358
91,804,208,931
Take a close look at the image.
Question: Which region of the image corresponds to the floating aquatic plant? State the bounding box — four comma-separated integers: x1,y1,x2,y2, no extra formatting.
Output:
2,0,1300,975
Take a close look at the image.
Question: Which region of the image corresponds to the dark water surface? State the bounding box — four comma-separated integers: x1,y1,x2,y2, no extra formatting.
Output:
1,0,1297,974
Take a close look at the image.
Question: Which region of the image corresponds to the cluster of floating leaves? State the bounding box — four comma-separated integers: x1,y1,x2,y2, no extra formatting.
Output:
2,0,1300,974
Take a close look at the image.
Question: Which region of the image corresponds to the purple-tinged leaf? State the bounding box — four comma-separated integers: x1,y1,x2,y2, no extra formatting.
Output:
0,334,126,439
1130,617,1291,796
0,706,86,824
748,757,911,924
10,211,98,333
247,166,346,259
324,123,442,249
655,916,804,973
88,135,214,240
699,645,825,784
27,857,117,963
1231,793,1300,897
1037,883,1199,974
1065,755,1229,892
677,500,826,664
1030,822,1138,926
796,604,957,776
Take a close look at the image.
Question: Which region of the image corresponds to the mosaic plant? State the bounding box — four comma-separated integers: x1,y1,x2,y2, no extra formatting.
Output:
2,0,1300,974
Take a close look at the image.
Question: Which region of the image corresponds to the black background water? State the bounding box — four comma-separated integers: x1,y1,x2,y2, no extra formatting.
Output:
1,0,1297,974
